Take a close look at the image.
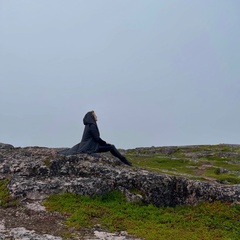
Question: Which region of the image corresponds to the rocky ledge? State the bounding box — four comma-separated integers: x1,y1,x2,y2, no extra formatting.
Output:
1,142,240,207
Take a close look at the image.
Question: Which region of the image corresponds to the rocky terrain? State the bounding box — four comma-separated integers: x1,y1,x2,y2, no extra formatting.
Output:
0,142,240,239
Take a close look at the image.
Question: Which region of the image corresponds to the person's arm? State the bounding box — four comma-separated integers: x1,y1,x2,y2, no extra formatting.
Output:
89,124,107,145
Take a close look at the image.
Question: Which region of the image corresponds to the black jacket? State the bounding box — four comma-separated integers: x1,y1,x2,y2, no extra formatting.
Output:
58,112,107,155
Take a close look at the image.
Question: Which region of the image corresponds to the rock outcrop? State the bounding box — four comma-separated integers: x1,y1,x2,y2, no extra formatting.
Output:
1,143,240,207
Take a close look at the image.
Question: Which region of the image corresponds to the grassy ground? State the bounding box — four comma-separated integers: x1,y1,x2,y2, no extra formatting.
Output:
44,190,240,240
2,144,240,239
125,144,240,184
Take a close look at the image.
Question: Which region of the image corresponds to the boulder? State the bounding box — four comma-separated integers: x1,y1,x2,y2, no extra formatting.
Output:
0,143,14,150
0,145,240,207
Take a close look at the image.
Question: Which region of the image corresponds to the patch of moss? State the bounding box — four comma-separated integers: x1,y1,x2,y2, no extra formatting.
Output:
44,190,240,240
0,179,9,207
0,178,17,207
127,155,199,176
205,168,240,184
61,232,75,239
43,158,51,167
125,144,240,184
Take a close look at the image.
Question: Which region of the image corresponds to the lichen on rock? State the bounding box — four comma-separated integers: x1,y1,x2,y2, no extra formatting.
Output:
0,143,240,207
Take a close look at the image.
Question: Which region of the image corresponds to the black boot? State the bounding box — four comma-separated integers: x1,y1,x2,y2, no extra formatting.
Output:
120,157,132,166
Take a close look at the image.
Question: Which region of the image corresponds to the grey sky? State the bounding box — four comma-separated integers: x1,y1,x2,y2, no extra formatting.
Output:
1,0,240,149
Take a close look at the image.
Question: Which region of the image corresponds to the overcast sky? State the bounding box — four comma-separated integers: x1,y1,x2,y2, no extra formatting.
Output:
0,1,240,149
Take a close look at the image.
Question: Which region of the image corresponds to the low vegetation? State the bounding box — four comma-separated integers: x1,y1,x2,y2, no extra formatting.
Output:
1,144,240,239
125,144,240,184
44,190,240,240
0,178,17,207
0,179,9,207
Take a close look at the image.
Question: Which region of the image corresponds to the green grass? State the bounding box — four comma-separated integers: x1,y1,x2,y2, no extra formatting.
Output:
204,168,240,184
125,144,240,184
128,155,199,174
0,178,17,208
44,190,240,240
0,179,9,207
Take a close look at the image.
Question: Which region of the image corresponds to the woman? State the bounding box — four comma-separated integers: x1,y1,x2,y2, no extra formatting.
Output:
58,111,132,166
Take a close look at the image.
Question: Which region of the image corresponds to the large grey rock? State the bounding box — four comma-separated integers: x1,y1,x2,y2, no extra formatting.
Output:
0,145,240,207
0,143,14,150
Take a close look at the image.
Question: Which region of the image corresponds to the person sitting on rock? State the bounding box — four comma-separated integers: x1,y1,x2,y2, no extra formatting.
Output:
58,111,132,166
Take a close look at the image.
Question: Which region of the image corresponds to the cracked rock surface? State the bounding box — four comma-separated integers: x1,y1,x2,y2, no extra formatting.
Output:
0,142,240,239
1,144,240,206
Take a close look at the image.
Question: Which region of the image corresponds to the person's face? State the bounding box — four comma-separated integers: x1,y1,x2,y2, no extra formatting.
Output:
92,112,97,121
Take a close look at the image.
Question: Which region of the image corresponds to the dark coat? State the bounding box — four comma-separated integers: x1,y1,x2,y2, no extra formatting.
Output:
58,112,107,155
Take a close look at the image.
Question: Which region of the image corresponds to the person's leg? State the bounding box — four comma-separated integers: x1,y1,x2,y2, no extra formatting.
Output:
98,144,123,159
98,144,132,166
